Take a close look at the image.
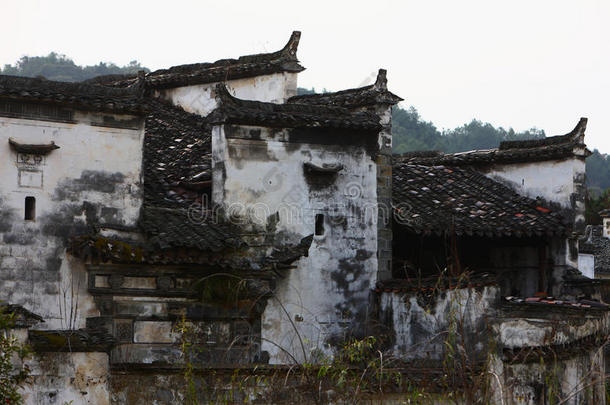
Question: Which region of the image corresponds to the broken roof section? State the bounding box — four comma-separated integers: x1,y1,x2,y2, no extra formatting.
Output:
0,75,145,114
392,164,569,237
87,31,304,90
398,118,590,166
143,98,212,208
288,69,403,108
209,84,382,131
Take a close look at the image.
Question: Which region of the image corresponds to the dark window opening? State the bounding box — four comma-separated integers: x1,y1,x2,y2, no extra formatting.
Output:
25,197,36,220
315,214,324,236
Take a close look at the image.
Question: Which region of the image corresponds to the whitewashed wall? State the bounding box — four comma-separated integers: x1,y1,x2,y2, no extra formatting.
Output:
379,286,499,360
577,253,595,279
0,113,144,329
155,72,298,116
212,125,378,364
484,159,584,209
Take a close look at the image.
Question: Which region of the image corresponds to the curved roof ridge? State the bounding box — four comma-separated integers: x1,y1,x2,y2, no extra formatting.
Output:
499,117,587,150
145,31,304,89
82,32,304,90
288,69,403,107
397,118,590,166
208,84,381,131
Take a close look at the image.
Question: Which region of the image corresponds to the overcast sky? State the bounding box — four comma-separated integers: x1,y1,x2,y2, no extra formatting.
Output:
3,0,609,152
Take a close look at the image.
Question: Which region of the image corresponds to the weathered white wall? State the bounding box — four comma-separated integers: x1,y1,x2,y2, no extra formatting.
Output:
212,125,378,364
497,312,610,349
578,253,595,279
485,158,586,275
155,72,298,117
379,286,499,360
490,350,605,405
21,352,110,405
0,113,144,329
485,159,584,210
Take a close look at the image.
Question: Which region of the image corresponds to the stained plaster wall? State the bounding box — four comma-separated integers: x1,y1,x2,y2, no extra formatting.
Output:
379,286,499,361
22,352,111,405
484,157,586,232
483,159,585,273
496,311,610,349
491,311,609,405
485,159,581,209
381,287,608,404
490,350,605,405
211,125,379,363
154,72,298,116
0,113,144,330
6,326,110,405
578,254,595,279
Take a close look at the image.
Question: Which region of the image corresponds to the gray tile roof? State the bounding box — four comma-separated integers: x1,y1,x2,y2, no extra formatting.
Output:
84,32,305,90
0,75,145,114
209,84,382,131
392,163,570,237
288,69,403,108
396,118,590,166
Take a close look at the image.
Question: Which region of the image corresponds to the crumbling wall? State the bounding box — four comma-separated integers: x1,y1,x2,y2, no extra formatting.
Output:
21,352,111,405
212,125,378,363
0,113,144,329
154,72,298,116
490,314,609,404
9,323,110,405
379,286,499,361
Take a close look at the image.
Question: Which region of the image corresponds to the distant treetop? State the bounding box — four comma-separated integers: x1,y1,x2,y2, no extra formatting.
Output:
0,52,149,82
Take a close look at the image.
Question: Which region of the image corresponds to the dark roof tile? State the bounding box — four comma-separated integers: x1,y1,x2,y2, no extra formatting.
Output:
0,75,144,114
88,32,305,90
392,163,570,237
209,84,382,131
143,98,211,208
288,69,403,108
397,118,590,166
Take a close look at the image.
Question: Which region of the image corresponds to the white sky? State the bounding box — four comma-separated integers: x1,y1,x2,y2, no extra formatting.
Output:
2,0,609,152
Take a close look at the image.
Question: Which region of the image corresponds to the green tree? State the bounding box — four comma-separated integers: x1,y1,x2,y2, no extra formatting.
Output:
585,188,610,225
392,106,444,154
391,105,545,154
0,307,31,404
586,150,610,190
1,52,148,82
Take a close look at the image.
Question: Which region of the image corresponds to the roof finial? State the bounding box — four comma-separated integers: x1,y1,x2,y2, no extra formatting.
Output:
571,117,588,142
214,83,236,104
281,31,301,59
374,69,388,91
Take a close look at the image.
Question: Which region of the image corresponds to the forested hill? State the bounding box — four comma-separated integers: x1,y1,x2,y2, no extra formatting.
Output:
0,53,147,82
3,53,609,190
390,104,610,192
